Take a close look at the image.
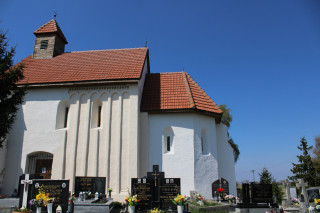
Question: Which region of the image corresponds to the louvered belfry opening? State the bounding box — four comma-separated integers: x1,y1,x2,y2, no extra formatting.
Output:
26,152,53,179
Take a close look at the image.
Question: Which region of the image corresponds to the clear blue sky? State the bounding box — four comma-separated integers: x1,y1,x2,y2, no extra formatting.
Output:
1,0,320,182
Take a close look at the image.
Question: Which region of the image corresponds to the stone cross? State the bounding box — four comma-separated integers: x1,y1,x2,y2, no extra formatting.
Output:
20,174,33,208
296,179,309,206
283,179,291,201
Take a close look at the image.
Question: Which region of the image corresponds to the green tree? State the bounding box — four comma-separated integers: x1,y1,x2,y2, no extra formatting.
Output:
289,137,318,186
219,104,240,163
259,167,283,204
0,30,25,148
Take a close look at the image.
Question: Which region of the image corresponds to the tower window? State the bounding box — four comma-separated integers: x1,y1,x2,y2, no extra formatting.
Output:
40,40,48,49
167,136,171,152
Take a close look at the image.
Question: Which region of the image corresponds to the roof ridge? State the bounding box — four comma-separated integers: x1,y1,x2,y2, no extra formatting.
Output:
34,19,57,33
185,72,222,112
70,47,147,53
182,71,196,108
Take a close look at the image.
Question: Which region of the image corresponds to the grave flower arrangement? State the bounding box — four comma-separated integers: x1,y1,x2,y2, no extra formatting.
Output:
195,194,204,202
12,206,32,213
172,194,189,206
69,195,76,203
291,197,300,206
150,207,163,213
314,199,320,212
225,195,234,201
29,185,49,207
125,194,140,206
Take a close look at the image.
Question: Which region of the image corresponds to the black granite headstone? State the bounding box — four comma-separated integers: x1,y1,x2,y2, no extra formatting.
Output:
18,174,43,208
31,179,69,213
131,165,180,211
211,178,229,198
159,178,181,210
241,183,250,204
250,183,273,203
307,188,320,202
74,177,106,196
131,178,153,210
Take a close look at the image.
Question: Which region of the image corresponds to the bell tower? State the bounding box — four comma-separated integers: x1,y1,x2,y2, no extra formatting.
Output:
33,19,68,59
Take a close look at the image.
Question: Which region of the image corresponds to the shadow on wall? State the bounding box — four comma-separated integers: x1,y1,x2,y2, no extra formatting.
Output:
1,105,26,196
140,73,161,111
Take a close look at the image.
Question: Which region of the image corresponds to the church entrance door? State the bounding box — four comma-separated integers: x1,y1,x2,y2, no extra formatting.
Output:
35,159,53,179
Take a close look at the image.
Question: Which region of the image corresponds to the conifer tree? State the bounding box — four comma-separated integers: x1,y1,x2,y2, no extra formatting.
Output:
289,137,318,186
259,167,283,204
0,30,25,148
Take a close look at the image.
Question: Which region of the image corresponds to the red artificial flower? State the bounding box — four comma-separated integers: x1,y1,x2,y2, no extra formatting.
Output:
217,187,225,192
138,200,141,202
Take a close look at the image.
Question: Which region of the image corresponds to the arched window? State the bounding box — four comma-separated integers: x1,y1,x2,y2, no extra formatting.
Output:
26,152,53,179
163,127,174,153
56,100,70,129
91,100,102,128
201,129,209,155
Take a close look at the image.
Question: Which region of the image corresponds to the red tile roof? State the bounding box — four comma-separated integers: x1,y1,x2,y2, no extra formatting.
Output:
141,72,222,117
17,48,148,85
34,19,68,44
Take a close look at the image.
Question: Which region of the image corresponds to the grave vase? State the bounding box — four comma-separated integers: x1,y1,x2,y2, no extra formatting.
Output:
177,205,184,213
129,205,135,213
36,207,41,213
47,203,53,213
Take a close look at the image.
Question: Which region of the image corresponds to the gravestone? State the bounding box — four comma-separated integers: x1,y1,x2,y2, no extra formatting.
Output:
241,183,250,204
131,165,180,211
290,187,297,198
31,179,69,212
307,187,320,203
211,178,229,198
296,178,309,208
190,191,198,202
131,178,153,210
282,179,292,206
250,183,273,203
159,178,181,210
75,177,106,195
18,174,43,208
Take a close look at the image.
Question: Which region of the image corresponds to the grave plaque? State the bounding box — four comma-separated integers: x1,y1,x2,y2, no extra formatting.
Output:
251,183,273,203
307,188,320,202
31,179,69,212
75,177,106,195
131,178,153,210
160,178,181,210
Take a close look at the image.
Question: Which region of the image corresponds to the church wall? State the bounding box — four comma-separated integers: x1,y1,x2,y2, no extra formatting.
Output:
216,123,236,196
193,114,219,199
2,88,69,195
148,113,195,196
2,84,141,200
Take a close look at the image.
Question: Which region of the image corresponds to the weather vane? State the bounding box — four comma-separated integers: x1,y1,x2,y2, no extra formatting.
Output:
54,10,57,19
144,40,148,47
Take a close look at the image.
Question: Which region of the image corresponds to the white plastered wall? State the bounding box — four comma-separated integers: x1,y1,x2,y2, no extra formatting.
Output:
2,84,140,201
216,123,237,196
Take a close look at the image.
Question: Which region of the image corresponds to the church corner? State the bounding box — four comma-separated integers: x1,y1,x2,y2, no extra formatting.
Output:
1,18,236,201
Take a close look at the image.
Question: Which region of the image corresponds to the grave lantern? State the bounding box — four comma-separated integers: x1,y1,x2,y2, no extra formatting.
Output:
56,205,62,213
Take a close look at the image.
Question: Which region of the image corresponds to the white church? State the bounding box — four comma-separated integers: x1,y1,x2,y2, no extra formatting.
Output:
0,19,236,200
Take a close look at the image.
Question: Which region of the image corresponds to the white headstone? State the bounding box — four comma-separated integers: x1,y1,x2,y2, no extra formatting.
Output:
290,187,297,198
283,179,291,201
20,174,33,208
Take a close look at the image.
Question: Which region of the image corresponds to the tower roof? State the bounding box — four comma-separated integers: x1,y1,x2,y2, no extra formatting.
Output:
141,72,222,118
34,19,68,44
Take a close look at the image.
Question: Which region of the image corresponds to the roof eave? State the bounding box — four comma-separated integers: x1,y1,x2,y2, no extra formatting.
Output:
17,78,140,88
141,108,222,122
